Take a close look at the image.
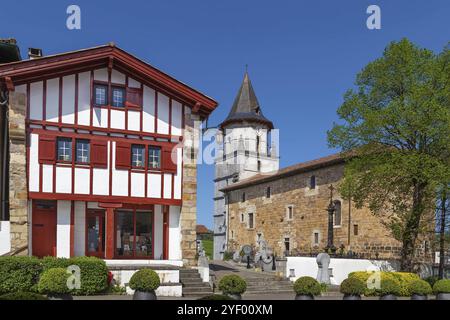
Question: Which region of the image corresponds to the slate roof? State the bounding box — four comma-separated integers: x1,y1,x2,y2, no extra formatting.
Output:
220,72,274,129
220,152,346,192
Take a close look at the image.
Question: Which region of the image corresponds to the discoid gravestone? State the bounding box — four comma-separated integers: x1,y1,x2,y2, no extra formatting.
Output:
316,253,331,284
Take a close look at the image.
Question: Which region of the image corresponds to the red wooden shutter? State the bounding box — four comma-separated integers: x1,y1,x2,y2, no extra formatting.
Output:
115,142,131,170
38,135,56,164
91,140,108,168
126,87,142,109
162,145,177,172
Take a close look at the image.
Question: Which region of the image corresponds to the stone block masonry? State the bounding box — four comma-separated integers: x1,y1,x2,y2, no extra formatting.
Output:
226,162,406,260
8,90,28,255
180,108,200,266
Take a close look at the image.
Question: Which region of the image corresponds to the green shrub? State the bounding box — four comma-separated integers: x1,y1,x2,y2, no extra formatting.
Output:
424,276,439,287
69,256,109,295
408,280,432,296
41,256,71,271
0,292,48,300
218,275,247,295
0,256,42,294
340,277,366,296
197,294,233,300
0,256,108,296
320,283,328,293
129,269,161,292
433,279,450,294
38,268,71,295
348,271,418,296
293,276,321,296
223,251,234,261
379,279,401,296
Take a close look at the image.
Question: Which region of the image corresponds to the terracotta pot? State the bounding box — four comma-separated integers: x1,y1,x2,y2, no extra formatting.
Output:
343,294,361,300
379,294,397,300
295,294,314,300
133,290,157,300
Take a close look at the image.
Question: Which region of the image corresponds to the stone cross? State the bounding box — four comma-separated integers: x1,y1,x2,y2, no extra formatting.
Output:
316,252,331,284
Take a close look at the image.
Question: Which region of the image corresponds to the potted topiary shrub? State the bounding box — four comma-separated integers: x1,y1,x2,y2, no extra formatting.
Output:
433,279,450,300
129,269,160,300
293,276,322,300
218,275,247,300
409,279,432,300
379,279,400,300
38,268,73,300
340,277,365,300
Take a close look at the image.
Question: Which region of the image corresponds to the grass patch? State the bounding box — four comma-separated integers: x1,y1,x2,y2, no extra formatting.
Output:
202,239,213,259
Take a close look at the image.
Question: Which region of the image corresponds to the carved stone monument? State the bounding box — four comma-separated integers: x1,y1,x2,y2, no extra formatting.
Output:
255,237,275,272
316,252,331,284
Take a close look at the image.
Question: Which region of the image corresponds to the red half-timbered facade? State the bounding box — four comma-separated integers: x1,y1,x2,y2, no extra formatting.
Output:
0,44,217,262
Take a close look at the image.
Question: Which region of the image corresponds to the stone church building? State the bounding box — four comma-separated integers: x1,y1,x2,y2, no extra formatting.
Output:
214,72,406,260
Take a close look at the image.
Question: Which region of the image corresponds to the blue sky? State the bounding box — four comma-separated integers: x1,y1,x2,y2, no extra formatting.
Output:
1,0,449,228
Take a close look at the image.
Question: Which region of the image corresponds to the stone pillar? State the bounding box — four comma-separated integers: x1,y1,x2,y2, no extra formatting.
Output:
180,108,200,266
8,90,28,255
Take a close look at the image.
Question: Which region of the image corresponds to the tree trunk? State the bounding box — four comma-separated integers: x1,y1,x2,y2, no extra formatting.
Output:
400,182,426,272
438,191,447,279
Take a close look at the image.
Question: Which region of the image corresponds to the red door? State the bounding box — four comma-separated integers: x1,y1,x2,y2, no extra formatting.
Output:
86,210,105,258
32,200,57,257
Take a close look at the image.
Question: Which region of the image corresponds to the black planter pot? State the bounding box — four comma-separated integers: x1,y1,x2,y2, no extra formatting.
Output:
343,294,361,300
295,294,314,300
436,293,450,300
133,290,157,300
228,294,242,300
47,293,73,300
411,294,427,300
379,294,397,300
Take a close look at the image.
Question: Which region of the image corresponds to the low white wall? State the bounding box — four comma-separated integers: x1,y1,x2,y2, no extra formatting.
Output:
287,257,399,285
0,221,11,255
110,269,182,297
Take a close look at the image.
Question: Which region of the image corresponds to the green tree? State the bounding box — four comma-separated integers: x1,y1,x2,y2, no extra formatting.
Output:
328,39,450,271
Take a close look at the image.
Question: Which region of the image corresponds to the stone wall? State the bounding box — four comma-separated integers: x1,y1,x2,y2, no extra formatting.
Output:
8,90,28,254
180,108,200,266
227,162,404,260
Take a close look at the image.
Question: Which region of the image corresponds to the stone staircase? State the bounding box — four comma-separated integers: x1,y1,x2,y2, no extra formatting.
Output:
180,269,213,297
241,273,294,295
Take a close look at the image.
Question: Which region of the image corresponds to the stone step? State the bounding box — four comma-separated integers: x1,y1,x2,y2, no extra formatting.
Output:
183,287,214,293
182,282,211,288
183,292,214,297
180,273,202,279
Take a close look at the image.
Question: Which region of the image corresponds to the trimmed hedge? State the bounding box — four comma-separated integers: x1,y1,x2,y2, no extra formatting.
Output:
0,256,42,294
218,275,247,295
293,276,322,296
0,256,108,296
0,292,48,300
408,280,432,296
38,268,72,295
129,269,161,292
348,271,419,296
433,279,450,294
340,277,365,296
380,279,401,296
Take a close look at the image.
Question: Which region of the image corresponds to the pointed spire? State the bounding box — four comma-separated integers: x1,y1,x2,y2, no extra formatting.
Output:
220,71,273,129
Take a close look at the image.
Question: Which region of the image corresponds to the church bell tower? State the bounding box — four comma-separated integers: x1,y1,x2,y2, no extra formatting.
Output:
213,72,279,260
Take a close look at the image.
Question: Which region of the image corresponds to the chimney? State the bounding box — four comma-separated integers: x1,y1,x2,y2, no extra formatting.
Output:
28,47,43,59
0,38,21,63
